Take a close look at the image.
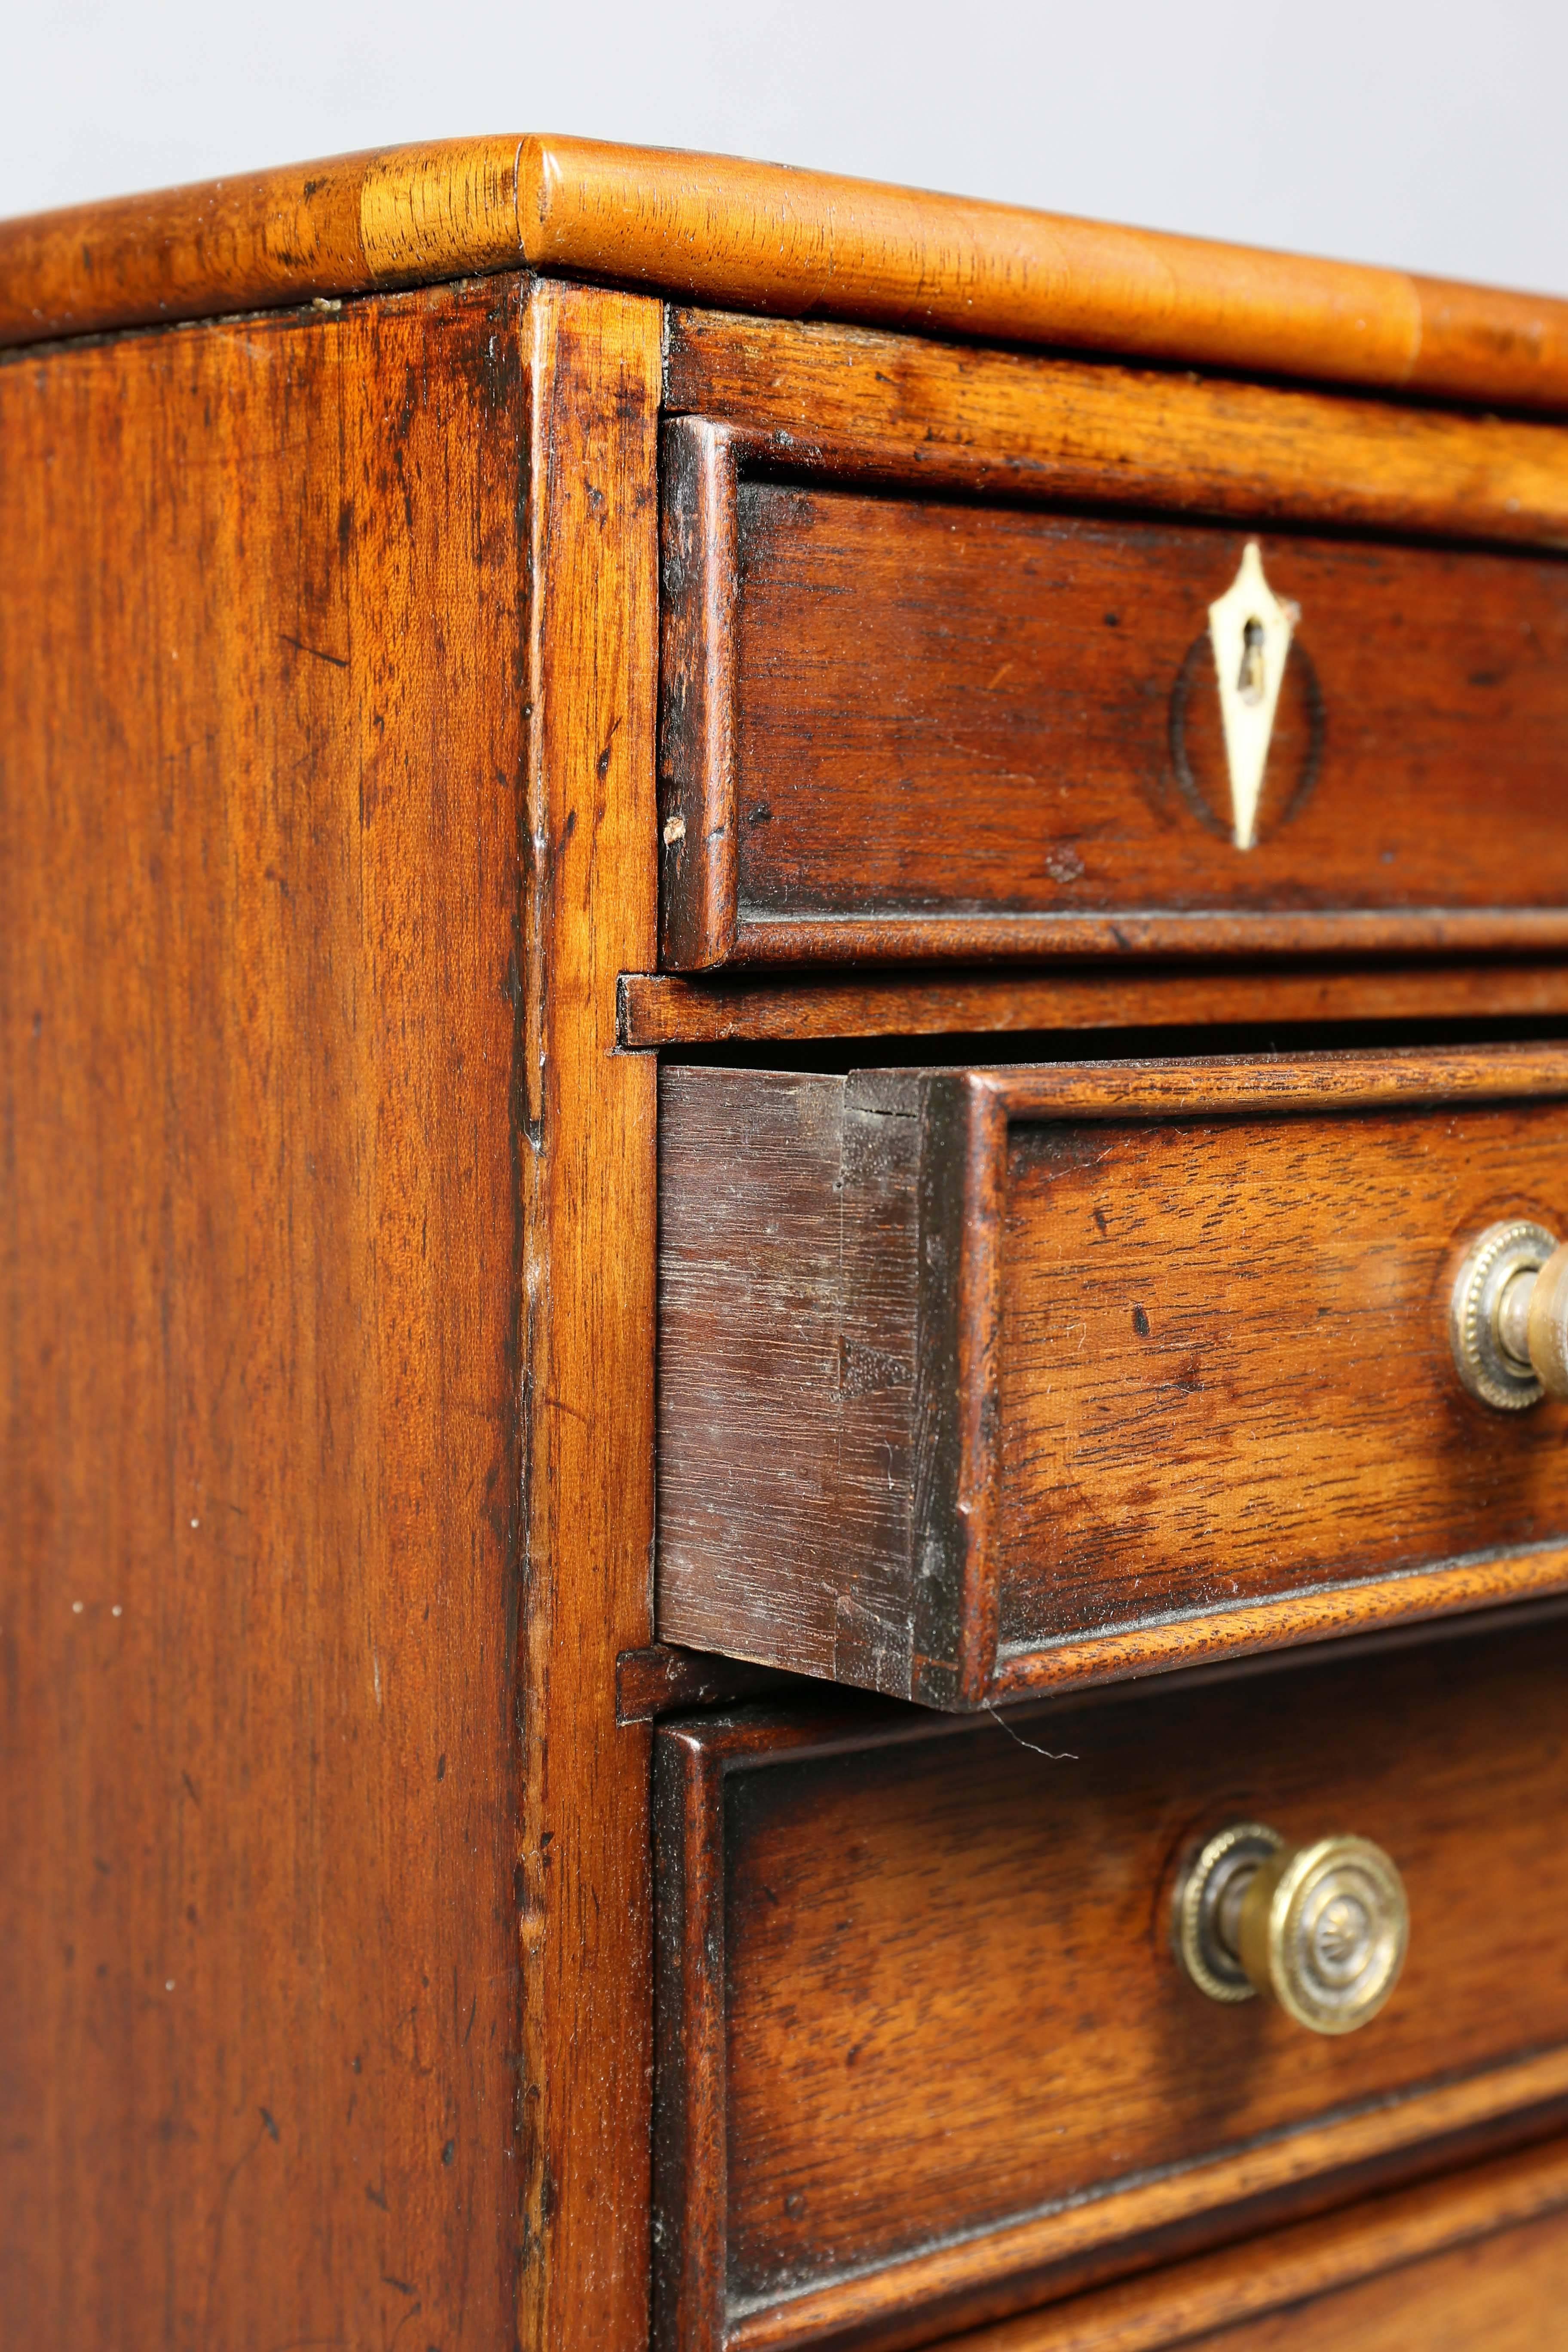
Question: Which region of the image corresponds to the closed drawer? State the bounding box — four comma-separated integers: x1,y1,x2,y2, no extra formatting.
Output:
1160,2199,1568,2352
658,1045,1568,1706
657,419,1568,969
939,2137,1568,2352
653,1615,1568,2352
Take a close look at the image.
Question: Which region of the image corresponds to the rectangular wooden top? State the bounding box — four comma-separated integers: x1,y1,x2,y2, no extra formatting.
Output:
3,134,1568,409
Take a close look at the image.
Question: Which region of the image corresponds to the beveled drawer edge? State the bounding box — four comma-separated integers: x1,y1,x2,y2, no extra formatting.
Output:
619,960,1568,1051
661,402,1568,556
943,2132,1568,2352
988,1539,1568,1700
724,2046,1568,2352
961,1043,1568,1123
632,1586,1568,1735
725,910,1568,968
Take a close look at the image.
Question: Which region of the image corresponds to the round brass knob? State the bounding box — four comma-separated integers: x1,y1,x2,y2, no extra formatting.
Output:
1451,1219,1568,1409
1174,1821,1408,2035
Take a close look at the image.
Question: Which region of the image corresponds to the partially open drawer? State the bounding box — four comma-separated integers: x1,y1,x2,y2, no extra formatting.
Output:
657,1046,1568,1705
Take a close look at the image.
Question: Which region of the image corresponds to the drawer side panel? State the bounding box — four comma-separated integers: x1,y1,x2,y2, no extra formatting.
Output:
657,1067,925,1690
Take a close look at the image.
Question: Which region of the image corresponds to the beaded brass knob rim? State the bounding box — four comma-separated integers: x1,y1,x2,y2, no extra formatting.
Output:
1450,1218,1556,1410
1174,1820,1408,2036
1451,1218,1568,1409
1173,1821,1283,2004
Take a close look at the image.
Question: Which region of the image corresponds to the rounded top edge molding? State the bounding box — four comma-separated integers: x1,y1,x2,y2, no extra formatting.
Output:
1,136,1568,415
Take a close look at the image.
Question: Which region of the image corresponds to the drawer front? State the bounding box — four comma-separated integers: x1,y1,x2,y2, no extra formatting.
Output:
653,1617,1568,2352
658,418,1568,970
958,2139,1568,2352
658,1047,1568,1706
1176,2211,1568,2352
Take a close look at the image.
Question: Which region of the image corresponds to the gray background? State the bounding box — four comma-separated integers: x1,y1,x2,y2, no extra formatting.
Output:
4,0,1565,294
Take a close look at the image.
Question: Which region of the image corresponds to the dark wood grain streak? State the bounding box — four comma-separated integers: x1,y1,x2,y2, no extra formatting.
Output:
658,1047,1568,1704
659,467,1568,970
517,279,665,2352
0,279,525,2347
655,1621,1568,2351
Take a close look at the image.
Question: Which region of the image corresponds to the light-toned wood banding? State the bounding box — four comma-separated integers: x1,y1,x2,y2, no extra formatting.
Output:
5,135,1568,410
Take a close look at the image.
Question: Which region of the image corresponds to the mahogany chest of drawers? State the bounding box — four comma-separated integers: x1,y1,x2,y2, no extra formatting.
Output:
5,135,1568,2351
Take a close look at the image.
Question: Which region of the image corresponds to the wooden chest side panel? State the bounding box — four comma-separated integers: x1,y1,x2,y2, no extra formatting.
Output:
731,489,1568,947
0,283,525,2346
715,1620,1568,2336
657,1067,923,1690
998,1098,1568,1648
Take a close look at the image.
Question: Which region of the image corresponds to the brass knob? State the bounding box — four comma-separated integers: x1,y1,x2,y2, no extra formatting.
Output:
1174,1822,1408,2035
1451,1219,1568,1410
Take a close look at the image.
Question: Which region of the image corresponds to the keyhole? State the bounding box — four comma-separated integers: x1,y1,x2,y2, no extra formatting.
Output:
1237,616,1267,705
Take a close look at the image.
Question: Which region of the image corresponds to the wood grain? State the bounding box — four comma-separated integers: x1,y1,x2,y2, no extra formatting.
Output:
12,121,1568,2350
666,309,1568,549
619,961,1568,1049
947,2137,1568,2352
617,1646,805,1725
1172,2213,1568,2352
655,1620,1568,2350
658,1049,1568,1704
0,279,526,2347
0,138,525,344
8,137,1568,412
517,280,665,2352
995,1096,1568,1644
659,462,1568,968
